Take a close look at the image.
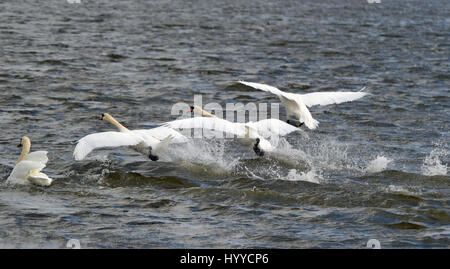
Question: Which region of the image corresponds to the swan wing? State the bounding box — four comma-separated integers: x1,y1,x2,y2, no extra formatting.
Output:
24,151,49,165
7,160,46,182
73,131,142,160
132,127,189,144
27,171,53,186
164,117,247,137
246,119,300,137
294,101,318,129
299,88,368,107
237,81,285,96
237,81,299,100
237,81,307,120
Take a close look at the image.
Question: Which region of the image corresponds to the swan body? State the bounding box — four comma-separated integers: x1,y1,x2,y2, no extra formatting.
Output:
167,106,305,156
6,136,53,186
73,113,188,161
236,81,368,130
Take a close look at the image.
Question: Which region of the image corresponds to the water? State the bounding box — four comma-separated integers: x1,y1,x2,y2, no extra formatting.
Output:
0,0,448,248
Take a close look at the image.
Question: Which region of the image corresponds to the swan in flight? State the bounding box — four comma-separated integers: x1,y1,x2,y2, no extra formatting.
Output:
235,81,368,130
166,106,306,156
73,113,188,161
6,136,53,186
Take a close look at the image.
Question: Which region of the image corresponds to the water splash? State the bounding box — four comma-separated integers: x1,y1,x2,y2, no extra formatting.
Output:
384,184,421,196
283,168,323,184
168,139,240,175
365,156,392,173
273,136,371,176
421,143,448,176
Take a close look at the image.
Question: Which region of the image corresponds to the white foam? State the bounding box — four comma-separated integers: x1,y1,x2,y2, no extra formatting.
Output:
168,139,240,175
365,156,392,173
421,146,448,176
283,169,323,184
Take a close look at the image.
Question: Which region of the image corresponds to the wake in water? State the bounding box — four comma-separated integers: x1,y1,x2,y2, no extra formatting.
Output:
270,136,392,179
237,135,393,184
72,133,396,185
166,139,241,175
284,169,323,184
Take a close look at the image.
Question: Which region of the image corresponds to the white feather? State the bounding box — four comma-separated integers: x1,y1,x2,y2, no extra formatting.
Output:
7,161,46,184
133,127,189,144
245,119,300,137
164,117,248,137
299,90,368,107
73,128,188,161
73,131,143,161
24,151,49,164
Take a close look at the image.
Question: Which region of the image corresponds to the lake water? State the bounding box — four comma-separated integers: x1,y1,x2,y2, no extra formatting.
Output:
0,0,448,248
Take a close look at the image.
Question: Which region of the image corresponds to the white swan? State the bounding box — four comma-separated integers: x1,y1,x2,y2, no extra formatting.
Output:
6,136,53,186
166,106,306,156
73,113,188,161
236,81,368,130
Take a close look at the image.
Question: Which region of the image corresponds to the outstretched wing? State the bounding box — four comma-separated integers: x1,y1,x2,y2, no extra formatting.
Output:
236,81,298,101
73,131,142,160
299,88,368,107
246,119,298,137
237,81,285,96
24,151,49,165
132,127,189,144
7,161,45,182
164,117,247,137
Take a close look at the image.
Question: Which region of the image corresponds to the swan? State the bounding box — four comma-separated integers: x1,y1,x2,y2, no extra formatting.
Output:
73,113,188,161
166,106,306,156
6,136,53,186
235,81,368,130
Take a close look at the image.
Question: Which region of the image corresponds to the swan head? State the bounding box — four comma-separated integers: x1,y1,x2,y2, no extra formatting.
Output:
99,113,112,121
18,136,30,148
189,105,216,118
99,112,129,132
189,105,203,114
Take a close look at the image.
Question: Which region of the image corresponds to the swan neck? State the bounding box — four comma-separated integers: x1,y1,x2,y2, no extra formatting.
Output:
17,139,31,164
106,115,129,132
195,106,216,118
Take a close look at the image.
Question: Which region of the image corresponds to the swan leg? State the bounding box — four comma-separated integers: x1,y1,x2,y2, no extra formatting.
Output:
253,138,264,157
287,119,304,128
148,147,159,161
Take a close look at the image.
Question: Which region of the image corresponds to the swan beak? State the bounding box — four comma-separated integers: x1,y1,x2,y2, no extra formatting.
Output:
99,116,103,120
17,142,22,148
189,107,193,113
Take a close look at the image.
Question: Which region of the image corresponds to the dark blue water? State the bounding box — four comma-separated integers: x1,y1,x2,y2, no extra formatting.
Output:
0,0,448,248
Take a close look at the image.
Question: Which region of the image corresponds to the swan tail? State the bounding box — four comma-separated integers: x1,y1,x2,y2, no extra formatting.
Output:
298,102,320,130
27,171,53,186
304,118,320,130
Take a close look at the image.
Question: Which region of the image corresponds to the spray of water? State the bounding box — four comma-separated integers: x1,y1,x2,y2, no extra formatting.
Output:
365,156,392,174
167,139,240,175
421,142,448,176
